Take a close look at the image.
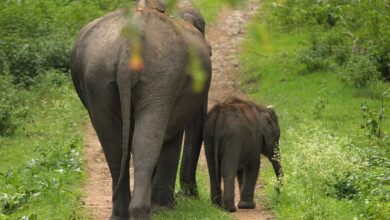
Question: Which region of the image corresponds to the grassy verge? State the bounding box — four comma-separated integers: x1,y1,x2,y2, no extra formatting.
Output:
0,71,87,219
241,5,390,220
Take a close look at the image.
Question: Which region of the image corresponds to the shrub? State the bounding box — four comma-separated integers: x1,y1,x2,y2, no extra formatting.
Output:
267,0,390,82
299,29,351,72
341,55,380,88
0,34,71,85
0,73,26,135
0,0,127,85
370,35,390,81
298,32,333,72
332,144,390,219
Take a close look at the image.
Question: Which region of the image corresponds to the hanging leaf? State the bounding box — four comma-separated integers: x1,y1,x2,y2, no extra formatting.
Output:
188,46,206,93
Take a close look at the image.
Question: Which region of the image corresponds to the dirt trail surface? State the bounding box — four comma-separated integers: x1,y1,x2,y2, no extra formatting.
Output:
206,1,274,220
83,0,274,219
83,123,112,219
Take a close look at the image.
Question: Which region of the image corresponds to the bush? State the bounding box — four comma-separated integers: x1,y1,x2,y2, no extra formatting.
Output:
268,0,348,30
341,55,380,88
267,0,390,83
371,35,390,81
332,144,390,219
299,29,351,72
0,74,26,136
0,34,71,85
0,0,128,85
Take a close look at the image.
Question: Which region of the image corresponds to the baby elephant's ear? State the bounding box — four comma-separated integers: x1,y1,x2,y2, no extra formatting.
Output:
181,12,206,34
139,0,166,12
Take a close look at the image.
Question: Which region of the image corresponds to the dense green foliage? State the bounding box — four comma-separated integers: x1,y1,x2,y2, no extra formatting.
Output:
0,74,26,135
0,0,131,85
267,0,390,86
242,1,390,219
0,0,133,136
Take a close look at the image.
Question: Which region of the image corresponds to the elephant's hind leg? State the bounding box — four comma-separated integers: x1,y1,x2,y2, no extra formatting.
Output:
86,83,131,219
238,159,259,209
221,155,239,212
129,105,171,220
151,130,184,210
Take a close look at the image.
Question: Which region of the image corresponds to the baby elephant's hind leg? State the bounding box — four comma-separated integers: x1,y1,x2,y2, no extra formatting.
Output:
221,158,238,212
238,159,260,209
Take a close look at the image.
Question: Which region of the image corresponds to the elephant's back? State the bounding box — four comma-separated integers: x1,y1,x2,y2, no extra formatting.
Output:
72,9,208,81
76,10,126,45
72,10,127,77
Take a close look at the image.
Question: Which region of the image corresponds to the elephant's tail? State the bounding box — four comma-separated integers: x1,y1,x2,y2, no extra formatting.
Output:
113,70,132,200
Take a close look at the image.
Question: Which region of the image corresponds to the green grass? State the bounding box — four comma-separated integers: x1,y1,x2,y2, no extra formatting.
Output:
193,0,228,23
194,0,245,24
241,10,390,220
0,72,87,219
153,170,230,220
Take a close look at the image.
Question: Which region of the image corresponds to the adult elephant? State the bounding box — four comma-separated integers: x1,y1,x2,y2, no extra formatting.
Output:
70,0,211,219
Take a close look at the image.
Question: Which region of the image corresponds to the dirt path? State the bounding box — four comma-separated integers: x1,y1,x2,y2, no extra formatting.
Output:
83,123,112,219
206,1,274,220
83,0,274,219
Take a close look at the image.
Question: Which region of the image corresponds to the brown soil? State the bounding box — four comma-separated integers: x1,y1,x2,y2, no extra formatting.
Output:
82,0,274,219
83,123,112,219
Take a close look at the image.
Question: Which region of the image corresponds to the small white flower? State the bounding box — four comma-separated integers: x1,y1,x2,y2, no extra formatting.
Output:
57,168,64,174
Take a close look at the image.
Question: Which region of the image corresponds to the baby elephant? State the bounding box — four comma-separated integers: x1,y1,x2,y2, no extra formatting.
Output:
204,97,282,212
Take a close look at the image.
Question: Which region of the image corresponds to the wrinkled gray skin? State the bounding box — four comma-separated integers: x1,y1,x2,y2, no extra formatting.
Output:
70,1,211,219
204,97,282,212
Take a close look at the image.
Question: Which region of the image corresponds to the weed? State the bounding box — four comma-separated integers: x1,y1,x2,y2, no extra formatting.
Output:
299,30,350,73
342,54,380,88
0,74,27,135
361,103,383,140
313,88,329,120
361,89,390,142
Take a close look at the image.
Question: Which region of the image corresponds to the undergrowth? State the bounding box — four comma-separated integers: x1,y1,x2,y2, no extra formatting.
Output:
0,72,86,219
